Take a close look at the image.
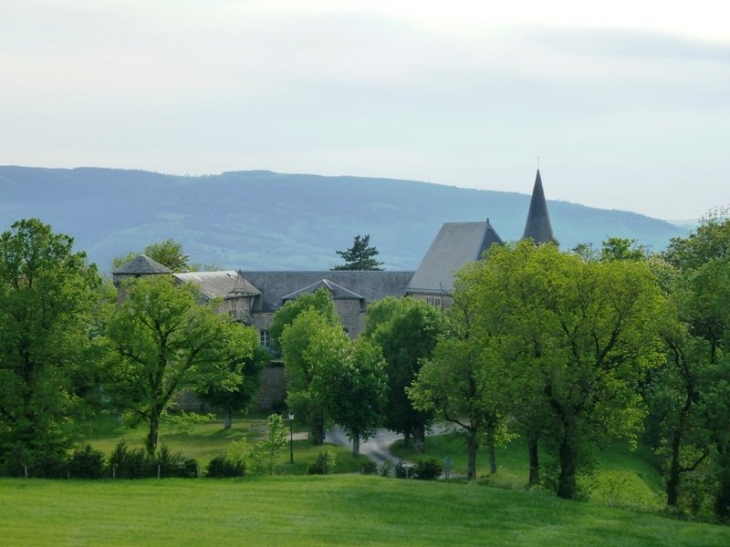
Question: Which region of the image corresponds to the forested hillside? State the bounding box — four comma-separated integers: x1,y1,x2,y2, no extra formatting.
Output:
0,166,687,272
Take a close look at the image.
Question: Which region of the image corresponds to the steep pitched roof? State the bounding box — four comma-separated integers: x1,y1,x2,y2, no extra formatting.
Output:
521,169,559,246
282,279,365,302
112,254,171,275
241,271,414,313
407,219,503,294
174,271,260,302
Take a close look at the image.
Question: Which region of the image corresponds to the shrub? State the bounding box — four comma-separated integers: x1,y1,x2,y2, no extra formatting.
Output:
361,460,378,475
155,444,198,478
413,458,442,480
69,444,106,479
108,441,152,479
394,460,411,479
206,456,245,478
378,460,394,477
307,451,337,475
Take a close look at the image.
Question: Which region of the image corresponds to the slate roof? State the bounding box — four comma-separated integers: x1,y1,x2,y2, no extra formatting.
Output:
282,279,365,302
174,271,260,302
112,254,171,275
241,271,415,313
407,219,503,294
521,169,559,246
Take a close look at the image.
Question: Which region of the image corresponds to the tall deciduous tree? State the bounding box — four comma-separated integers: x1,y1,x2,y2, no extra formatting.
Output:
112,238,192,272
409,295,512,479
332,234,383,271
102,275,249,455
0,219,101,474
195,329,269,430
310,332,387,456
462,241,667,499
364,296,444,453
268,289,339,354
279,308,338,445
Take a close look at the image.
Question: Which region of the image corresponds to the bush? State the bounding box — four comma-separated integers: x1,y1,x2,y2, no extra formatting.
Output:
361,460,378,475
206,456,245,478
69,444,106,479
107,442,198,479
378,460,394,477
307,451,337,475
394,460,411,479
413,458,442,480
108,441,152,479
0,446,69,478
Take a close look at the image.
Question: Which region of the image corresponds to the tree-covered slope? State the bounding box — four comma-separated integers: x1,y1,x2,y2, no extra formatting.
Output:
0,166,687,272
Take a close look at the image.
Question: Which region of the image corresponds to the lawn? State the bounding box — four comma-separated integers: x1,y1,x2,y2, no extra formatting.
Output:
78,412,371,475
391,432,666,511
1,476,728,547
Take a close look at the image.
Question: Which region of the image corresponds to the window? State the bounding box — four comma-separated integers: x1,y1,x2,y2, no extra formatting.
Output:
425,296,442,307
259,329,271,349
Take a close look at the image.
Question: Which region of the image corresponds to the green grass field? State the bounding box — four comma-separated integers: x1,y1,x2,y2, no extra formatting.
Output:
1,476,728,547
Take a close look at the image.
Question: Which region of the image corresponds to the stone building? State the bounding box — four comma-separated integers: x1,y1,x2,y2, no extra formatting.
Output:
111,169,558,409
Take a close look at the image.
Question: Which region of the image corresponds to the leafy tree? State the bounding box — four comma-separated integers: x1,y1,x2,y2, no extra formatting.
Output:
462,241,667,499
195,328,269,429
310,333,387,456
332,234,383,271
364,296,444,453
279,309,337,445
102,275,249,455
652,211,730,518
0,219,101,474
268,289,339,354
252,413,289,475
111,238,213,272
409,294,513,479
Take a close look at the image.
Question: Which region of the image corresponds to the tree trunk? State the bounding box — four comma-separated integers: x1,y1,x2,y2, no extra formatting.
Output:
557,432,577,500
528,434,540,486
666,430,682,507
310,415,325,446
352,434,360,456
414,423,426,454
487,435,497,475
224,409,233,430
146,414,160,456
466,428,478,480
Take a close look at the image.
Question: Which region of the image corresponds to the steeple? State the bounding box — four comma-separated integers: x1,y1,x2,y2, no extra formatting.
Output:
521,169,559,246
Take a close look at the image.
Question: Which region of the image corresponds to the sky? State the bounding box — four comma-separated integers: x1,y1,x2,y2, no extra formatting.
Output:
1,1,728,221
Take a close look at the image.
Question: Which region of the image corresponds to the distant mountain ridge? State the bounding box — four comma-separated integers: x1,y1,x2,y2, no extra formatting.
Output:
0,166,688,273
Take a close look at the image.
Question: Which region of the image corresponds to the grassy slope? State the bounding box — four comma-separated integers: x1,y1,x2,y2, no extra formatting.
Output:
1,476,728,547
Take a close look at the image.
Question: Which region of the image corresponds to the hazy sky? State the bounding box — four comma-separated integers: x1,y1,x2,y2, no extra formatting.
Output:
1,1,728,220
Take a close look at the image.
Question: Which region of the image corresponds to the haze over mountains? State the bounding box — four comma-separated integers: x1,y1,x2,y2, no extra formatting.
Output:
0,166,688,273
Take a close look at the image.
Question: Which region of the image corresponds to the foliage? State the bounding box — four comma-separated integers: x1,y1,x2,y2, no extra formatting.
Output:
394,460,411,479
251,414,289,476
307,450,337,475
413,458,442,480
268,288,339,353
332,234,383,271
361,460,378,475
102,275,250,455
195,328,269,429
457,241,667,499
205,455,245,478
108,441,198,479
0,218,101,472
69,444,106,479
365,297,444,452
112,238,191,272
278,300,341,444
309,333,387,455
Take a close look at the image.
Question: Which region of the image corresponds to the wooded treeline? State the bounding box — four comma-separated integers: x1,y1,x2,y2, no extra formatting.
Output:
0,211,729,522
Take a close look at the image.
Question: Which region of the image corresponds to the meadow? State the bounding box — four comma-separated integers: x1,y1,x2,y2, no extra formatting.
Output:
2,416,729,546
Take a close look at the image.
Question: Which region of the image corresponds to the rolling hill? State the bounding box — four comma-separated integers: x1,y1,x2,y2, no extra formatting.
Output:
0,166,688,273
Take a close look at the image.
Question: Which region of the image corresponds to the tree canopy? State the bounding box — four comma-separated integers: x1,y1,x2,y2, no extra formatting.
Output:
102,275,253,455
332,234,383,271
0,219,101,475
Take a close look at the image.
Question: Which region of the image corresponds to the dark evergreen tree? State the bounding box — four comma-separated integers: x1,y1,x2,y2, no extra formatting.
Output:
332,235,383,271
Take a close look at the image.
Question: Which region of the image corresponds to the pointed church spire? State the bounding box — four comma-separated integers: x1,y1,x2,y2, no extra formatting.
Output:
521,169,559,246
